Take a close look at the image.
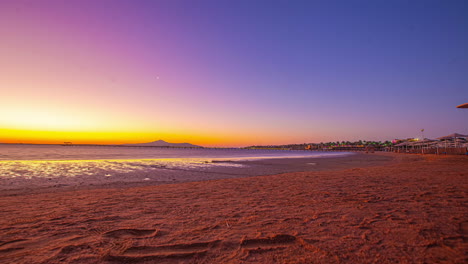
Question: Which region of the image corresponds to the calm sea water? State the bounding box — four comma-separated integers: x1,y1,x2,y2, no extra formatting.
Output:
0,144,352,180
0,144,348,161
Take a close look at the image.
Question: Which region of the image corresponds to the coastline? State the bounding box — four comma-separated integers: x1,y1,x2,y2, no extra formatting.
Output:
0,152,395,195
0,153,466,263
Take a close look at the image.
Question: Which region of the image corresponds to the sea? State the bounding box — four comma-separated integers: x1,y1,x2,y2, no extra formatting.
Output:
0,144,352,181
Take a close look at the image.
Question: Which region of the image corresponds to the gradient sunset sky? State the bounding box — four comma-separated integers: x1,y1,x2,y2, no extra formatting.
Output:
1,0,467,147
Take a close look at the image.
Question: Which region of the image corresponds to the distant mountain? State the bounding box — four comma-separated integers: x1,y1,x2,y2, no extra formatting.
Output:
122,140,202,148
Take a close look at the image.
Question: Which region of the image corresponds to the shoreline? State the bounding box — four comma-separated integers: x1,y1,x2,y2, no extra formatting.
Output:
0,151,351,162
0,152,396,196
0,153,466,263
0,148,352,163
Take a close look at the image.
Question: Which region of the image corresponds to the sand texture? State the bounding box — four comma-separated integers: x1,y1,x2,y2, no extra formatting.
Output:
0,154,467,263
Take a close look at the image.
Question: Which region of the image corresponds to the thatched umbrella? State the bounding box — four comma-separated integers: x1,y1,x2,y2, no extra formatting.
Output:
437,133,468,140
456,103,468,108
394,142,410,147
394,141,412,152
412,139,437,146
437,133,468,148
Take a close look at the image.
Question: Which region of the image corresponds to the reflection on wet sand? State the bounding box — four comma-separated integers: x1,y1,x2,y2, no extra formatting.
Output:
0,158,244,179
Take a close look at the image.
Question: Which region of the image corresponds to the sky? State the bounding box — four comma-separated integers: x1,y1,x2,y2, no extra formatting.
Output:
0,0,467,147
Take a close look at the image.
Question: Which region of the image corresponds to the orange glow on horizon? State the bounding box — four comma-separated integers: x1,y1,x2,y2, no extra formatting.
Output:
0,128,289,147
0,127,312,147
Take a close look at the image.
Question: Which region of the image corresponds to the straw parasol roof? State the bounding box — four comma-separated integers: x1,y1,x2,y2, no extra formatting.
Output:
456,103,468,108
414,139,437,143
412,139,438,146
394,142,411,147
436,133,468,140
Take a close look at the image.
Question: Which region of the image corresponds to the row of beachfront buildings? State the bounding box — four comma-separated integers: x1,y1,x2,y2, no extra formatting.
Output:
245,133,468,153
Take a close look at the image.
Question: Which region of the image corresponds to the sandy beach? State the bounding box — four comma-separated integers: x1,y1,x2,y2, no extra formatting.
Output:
0,153,467,263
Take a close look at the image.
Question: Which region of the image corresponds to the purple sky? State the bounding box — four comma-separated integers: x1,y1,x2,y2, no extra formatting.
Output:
0,0,467,146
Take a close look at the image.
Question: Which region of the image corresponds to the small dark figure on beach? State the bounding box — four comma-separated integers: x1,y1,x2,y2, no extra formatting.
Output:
365,145,375,153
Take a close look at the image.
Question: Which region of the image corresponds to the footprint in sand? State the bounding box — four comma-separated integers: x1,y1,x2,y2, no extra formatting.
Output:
240,234,297,252
0,239,28,247
105,240,220,261
103,228,157,239
0,239,29,253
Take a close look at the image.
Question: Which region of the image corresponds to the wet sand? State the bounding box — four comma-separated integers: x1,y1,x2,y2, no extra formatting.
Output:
0,152,393,195
0,153,467,263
